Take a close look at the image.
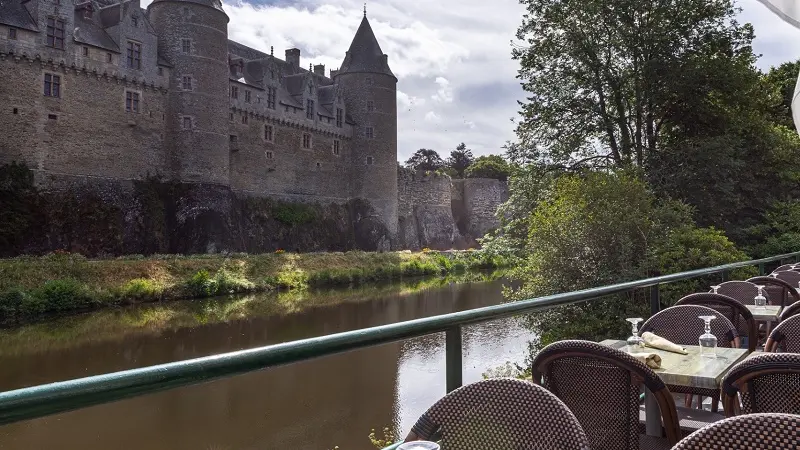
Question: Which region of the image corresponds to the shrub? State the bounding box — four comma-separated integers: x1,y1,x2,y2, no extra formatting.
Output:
121,278,162,301
33,278,94,312
272,203,317,226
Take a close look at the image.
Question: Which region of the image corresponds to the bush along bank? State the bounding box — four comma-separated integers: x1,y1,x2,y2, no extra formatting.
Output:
0,250,515,326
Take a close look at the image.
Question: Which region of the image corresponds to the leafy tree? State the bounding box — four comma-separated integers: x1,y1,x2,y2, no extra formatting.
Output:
446,143,474,177
763,60,800,129
511,0,757,169
405,149,444,172
465,155,512,181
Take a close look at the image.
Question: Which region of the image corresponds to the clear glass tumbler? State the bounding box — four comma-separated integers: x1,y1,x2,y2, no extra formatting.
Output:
626,317,645,352
698,315,717,359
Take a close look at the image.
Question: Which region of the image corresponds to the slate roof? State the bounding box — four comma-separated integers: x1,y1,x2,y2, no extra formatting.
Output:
149,0,225,13
74,13,120,52
317,85,335,105
97,2,122,28
0,0,38,31
338,15,396,80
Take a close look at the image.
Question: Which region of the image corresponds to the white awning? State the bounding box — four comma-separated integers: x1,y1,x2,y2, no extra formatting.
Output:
758,0,800,134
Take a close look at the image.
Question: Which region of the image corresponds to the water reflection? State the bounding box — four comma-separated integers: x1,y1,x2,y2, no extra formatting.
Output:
0,276,533,450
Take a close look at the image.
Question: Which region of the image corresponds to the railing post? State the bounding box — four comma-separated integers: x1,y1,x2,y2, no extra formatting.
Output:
759,263,765,276
721,270,730,282
650,284,660,315
445,325,463,393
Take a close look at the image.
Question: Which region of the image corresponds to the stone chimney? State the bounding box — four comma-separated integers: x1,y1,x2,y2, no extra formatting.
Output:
314,64,325,76
285,48,300,68
330,68,339,78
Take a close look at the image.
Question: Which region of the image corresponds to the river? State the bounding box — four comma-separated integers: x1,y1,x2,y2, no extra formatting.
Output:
0,276,534,450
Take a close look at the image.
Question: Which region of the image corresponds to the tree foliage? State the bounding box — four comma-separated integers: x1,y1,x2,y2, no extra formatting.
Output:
405,149,444,172
465,155,512,181
512,0,756,169
447,143,474,178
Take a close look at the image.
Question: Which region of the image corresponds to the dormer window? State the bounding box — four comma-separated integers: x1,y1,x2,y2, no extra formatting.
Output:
308,84,312,95
336,108,343,128
306,99,314,120
8,28,17,40
181,39,191,53
132,16,139,27
366,101,374,112
231,86,238,99
46,18,65,50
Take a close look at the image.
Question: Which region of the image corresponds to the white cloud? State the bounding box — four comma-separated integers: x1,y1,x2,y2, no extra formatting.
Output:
424,111,442,123
140,0,800,161
431,77,454,103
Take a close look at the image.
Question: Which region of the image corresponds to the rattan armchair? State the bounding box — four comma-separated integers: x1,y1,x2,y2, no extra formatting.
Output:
721,353,800,416
640,305,738,412
716,281,768,305
779,301,800,321
672,413,800,449
764,315,800,352
531,340,680,450
747,276,800,308
675,293,756,352
403,378,592,450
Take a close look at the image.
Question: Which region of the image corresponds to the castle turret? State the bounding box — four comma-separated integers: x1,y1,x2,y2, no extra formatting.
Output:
147,0,230,186
335,12,399,239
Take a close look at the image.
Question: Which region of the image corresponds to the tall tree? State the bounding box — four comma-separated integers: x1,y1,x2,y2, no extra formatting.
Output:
446,143,474,177
511,0,756,170
763,60,800,129
405,149,444,172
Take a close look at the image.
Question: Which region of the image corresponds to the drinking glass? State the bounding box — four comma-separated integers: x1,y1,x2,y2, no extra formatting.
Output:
698,315,718,358
710,285,721,294
754,285,767,309
626,317,645,352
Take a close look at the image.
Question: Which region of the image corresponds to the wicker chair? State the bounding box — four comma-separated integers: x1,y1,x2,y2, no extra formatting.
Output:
764,315,800,352
640,305,738,412
675,293,757,352
531,340,680,450
721,353,800,416
771,271,800,297
403,378,592,450
779,301,800,321
716,281,770,305
772,263,798,272
747,276,800,308
672,413,800,449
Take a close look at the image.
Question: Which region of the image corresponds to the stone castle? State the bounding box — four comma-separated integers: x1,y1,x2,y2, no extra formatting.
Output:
0,0,506,255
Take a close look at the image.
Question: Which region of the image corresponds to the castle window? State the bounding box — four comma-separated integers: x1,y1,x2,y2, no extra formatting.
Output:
231,86,238,99
158,67,163,76
46,18,65,50
266,151,273,159
230,135,237,143
333,140,340,156
182,76,192,91
270,70,275,80
306,99,314,120
82,47,89,57
245,90,251,103
107,53,113,63
241,114,248,124
229,112,234,121
366,156,374,165
125,91,140,113
302,133,312,149
48,114,58,120
13,108,19,114
132,16,138,27
365,127,374,139
127,41,142,70
182,116,192,130
308,85,312,95
181,39,191,53
267,87,276,109
8,28,17,40
366,100,374,112
43,73,60,98
264,125,273,142
336,108,343,128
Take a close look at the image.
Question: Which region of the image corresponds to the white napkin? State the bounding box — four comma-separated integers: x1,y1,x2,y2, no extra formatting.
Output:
642,332,689,355
628,352,662,369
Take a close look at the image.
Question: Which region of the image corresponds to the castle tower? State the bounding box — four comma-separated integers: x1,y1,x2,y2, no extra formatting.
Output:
335,12,399,238
147,0,230,186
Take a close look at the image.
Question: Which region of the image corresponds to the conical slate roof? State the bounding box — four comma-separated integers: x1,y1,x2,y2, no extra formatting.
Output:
338,15,396,80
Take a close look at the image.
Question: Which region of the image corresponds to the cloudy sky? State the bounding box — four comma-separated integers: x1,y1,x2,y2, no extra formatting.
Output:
142,0,800,162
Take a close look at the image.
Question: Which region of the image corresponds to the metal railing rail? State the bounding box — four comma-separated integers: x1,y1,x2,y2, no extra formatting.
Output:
0,251,799,426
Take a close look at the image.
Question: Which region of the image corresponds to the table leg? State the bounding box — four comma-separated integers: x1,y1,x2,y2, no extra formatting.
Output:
645,389,662,437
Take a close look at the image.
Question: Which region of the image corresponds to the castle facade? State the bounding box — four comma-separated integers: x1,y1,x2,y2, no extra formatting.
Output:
0,0,399,237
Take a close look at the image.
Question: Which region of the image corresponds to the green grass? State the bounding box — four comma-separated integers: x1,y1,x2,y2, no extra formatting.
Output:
0,250,515,326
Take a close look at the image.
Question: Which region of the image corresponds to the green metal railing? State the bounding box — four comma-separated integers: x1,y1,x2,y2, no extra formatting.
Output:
0,251,799,428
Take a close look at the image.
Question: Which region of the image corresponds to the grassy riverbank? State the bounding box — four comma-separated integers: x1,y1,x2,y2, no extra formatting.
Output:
0,250,513,326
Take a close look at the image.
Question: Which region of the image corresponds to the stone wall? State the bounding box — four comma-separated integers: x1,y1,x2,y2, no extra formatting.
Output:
397,169,459,250
462,177,509,239
0,54,169,182
0,169,391,257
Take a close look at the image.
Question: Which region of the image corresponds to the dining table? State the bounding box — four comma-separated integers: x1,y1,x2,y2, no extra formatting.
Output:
745,304,782,322
600,339,749,436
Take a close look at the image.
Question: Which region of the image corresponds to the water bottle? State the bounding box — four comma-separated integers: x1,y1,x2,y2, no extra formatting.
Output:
398,441,440,450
